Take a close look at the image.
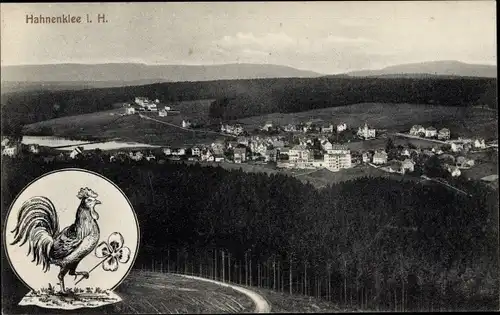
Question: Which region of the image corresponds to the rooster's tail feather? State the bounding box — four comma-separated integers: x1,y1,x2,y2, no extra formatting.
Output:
11,196,59,272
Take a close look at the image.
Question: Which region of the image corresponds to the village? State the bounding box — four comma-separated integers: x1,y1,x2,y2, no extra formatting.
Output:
2,96,498,185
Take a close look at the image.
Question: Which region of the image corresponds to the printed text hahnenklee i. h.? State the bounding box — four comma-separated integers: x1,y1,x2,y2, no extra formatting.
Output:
25,14,108,24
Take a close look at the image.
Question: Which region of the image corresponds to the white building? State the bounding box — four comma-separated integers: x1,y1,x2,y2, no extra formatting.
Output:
191,147,201,156
129,151,144,161
135,97,149,106
446,165,461,177
450,142,464,153
2,145,18,157
372,150,388,165
182,120,192,128
221,124,244,135
159,109,167,117
125,107,136,115
425,127,437,138
357,123,376,139
362,152,372,163
211,142,225,155
325,151,352,171
289,145,311,164
474,139,486,149
410,125,425,136
29,144,40,154
69,147,84,159
438,128,451,140
1,137,10,146
401,159,415,173
321,125,334,133
262,122,273,131
145,103,157,111
321,140,333,151
145,154,156,162
172,148,186,156
163,147,172,156
327,144,350,155
337,123,347,133
234,147,247,163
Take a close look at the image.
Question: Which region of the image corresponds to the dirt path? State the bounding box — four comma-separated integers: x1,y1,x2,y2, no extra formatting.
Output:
139,114,237,138
174,274,272,313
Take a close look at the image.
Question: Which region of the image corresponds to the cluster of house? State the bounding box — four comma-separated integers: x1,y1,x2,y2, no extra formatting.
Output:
124,97,184,117
1,138,92,162
134,97,159,111
360,142,482,177
409,125,449,140
261,121,349,134
158,105,181,117
360,148,415,175
220,124,244,136
448,138,487,152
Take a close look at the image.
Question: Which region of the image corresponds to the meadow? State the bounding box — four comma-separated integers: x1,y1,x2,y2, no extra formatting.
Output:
234,103,497,139
22,103,497,150
23,103,230,147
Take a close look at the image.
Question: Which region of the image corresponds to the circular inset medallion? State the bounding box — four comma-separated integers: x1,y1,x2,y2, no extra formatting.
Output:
4,168,140,309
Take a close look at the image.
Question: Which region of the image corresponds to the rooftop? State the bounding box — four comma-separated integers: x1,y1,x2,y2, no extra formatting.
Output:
291,145,308,150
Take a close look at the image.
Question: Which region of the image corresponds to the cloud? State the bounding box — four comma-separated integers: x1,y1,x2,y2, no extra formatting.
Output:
214,32,296,52
205,31,390,72
212,32,379,57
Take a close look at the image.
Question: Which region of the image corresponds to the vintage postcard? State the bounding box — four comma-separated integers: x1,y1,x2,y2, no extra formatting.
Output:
1,2,498,314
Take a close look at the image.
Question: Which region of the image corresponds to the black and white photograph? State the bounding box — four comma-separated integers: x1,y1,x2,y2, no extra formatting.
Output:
1,2,498,313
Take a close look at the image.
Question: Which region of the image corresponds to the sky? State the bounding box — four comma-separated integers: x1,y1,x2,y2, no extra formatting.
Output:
0,2,496,74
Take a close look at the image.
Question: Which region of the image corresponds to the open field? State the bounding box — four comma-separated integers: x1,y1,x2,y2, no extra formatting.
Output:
183,161,418,189
23,107,231,147
21,102,497,148
238,286,345,313
2,271,255,314
295,165,423,189
234,103,497,139
461,162,498,180
3,76,495,133
192,161,281,175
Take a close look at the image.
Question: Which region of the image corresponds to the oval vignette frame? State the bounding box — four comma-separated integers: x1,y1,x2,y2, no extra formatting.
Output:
2,167,141,292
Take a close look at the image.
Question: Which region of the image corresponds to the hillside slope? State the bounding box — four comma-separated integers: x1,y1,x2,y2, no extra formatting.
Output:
2,76,496,134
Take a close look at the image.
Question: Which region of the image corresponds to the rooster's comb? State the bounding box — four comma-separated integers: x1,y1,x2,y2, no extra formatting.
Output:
77,187,98,199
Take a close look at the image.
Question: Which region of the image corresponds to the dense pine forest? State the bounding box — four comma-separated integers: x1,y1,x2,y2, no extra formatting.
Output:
1,158,498,311
1,76,496,134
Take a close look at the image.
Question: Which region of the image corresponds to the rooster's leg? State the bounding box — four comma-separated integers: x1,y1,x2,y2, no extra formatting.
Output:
58,267,69,293
69,270,90,280
68,262,90,280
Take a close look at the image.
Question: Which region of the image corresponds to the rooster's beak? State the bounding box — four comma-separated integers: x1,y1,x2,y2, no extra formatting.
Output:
95,200,102,205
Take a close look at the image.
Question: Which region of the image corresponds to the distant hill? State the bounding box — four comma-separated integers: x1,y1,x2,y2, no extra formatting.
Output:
0,79,170,93
0,63,321,86
345,61,497,78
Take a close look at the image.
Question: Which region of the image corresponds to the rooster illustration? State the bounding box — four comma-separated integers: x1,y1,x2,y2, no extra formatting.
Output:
11,187,102,293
